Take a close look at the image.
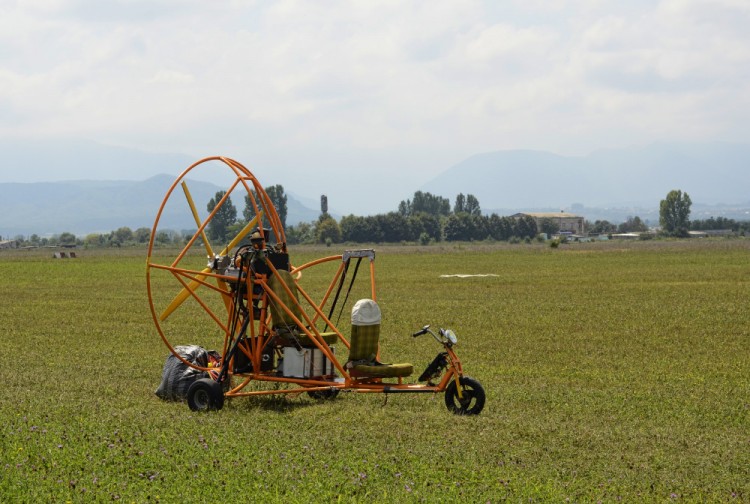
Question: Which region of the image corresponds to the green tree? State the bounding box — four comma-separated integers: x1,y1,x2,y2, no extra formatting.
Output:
618,216,648,233
207,191,238,243
399,191,450,217
445,213,486,241
84,233,104,248
243,192,258,223
286,222,315,245
444,214,469,241
465,194,481,216
589,220,617,234
58,232,77,246
245,185,288,230
408,213,442,242
134,227,151,243
537,218,560,236
454,193,466,214
265,185,288,229
452,193,481,216
691,216,739,232
376,212,411,242
487,214,513,241
316,216,341,244
660,189,692,237
341,215,374,243
443,213,486,241
397,200,410,216
513,216,538,240
114,226,133,244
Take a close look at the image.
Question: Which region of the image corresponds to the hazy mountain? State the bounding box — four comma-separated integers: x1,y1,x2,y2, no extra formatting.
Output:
2,140,750,237
422,142,750,211
0,175,322,237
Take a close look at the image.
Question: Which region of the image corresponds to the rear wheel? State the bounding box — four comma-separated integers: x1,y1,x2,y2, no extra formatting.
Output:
187,378,225,411
444,376,485,415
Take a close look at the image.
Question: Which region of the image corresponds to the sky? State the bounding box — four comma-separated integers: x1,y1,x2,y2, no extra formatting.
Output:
1,0,749,214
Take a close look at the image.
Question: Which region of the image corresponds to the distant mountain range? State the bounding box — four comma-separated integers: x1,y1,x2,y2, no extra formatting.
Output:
422,142,750,209
420,142,750,225
0,175,323,237
1,140,749,236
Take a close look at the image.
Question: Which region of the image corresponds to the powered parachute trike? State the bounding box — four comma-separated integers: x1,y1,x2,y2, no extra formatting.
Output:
146,157,485,415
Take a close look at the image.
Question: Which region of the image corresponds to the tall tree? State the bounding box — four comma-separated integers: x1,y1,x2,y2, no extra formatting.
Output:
243,184,287,229
660,189,692,237
398,200,410,216
265,185,287,229
487,214,514,241
403,191,451,217
513,215,538,239
207,190,238,243
243,190,258,223
454,193,466,214
465,194,481,216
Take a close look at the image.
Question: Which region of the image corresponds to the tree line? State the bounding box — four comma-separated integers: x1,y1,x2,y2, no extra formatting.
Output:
185,187,544,245
285,190,540,245
5,187,747,249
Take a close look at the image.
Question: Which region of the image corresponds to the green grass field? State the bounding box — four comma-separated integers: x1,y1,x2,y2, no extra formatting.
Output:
1,240,748,502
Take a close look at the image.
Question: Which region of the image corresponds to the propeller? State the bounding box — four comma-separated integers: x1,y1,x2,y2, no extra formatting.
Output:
159,209,262,322
181,181,234,315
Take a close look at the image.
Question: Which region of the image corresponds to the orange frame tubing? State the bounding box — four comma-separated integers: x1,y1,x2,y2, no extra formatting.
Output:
221,248,463,397
146,156,284,371
147,157,468,399
258,261,350,379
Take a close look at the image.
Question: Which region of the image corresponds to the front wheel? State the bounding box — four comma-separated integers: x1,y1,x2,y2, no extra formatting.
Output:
187,378,225,411
444,376,485,415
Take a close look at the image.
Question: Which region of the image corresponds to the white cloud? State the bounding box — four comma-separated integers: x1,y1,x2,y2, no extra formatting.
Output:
1,0,749,202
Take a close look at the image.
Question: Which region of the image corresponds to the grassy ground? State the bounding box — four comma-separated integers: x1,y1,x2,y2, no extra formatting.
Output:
1,240,748,502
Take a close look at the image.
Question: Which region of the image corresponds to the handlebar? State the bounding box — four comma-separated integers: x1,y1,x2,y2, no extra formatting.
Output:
412,325,458,346
412,324,430,337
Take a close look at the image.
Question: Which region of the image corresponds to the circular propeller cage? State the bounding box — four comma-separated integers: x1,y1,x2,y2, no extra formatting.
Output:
146,157,286,371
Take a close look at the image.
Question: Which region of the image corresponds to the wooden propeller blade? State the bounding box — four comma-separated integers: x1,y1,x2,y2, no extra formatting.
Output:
182,181,235,314
182,181,215,257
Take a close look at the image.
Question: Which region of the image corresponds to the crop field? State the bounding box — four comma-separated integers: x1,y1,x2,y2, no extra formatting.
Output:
1,240,748,502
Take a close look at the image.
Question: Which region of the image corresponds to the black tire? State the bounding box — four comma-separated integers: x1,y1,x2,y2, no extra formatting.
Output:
187,378,225,411
444,376,485,415
307,388,340,400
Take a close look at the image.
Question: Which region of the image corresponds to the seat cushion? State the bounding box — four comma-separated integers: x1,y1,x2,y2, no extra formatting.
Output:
350,362,413,378
348,324,379,362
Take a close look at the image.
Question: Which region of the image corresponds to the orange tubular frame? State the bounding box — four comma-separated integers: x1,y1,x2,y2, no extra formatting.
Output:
146,157,466,403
